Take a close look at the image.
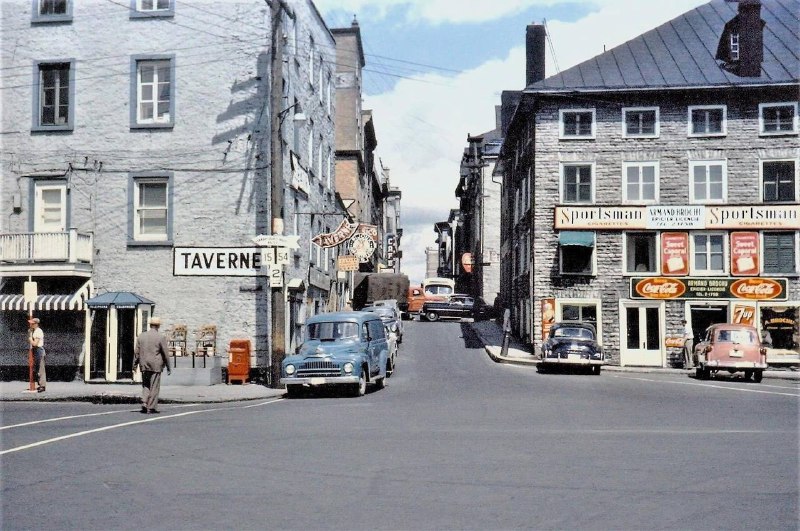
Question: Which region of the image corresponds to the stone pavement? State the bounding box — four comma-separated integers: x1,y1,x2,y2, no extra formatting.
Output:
2,321,797,403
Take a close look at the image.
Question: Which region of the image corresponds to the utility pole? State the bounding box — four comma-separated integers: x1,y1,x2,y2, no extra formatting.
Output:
269,0,286,387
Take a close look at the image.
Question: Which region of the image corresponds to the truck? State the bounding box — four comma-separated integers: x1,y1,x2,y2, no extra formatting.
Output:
406,277,456,318
352,273,411,316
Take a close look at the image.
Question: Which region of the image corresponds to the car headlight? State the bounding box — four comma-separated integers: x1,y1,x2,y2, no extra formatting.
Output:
285,364,295,375
343,362,354,374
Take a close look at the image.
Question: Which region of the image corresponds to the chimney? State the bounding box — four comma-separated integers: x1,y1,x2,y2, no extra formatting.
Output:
526,24,546,86
737,0,763,77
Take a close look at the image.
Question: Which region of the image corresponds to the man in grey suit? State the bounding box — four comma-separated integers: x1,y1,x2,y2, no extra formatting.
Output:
134,316,171,414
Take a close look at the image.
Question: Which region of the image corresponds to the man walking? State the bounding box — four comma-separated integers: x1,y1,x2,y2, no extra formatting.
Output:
683,319,694,370
28,317,46,392
133,316,171,414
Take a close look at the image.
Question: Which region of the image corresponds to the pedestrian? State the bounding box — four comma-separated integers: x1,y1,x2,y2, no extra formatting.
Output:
682,319,694,369
133,316,171,414
28,317,46,392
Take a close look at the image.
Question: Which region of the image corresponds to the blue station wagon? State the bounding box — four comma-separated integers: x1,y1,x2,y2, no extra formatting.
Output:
281,311,390,397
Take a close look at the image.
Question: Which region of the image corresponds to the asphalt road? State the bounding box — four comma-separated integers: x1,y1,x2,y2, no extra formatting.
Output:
2,320,798,531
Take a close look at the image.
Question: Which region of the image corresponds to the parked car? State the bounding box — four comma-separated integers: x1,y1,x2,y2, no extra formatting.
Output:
362,304,403,343
421,294,493,322
280,311,389,397
384,325,398,377
540,321,604,374
693,323,767,382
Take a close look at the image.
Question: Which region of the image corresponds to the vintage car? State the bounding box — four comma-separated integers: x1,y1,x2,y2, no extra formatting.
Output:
280,311,389,397
362,304,403,343
693,323,767,382
539,321,604,374
421,294,494,322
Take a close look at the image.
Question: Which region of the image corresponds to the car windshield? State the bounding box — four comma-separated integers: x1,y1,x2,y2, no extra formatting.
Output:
553,327,594,340
307,322,359,341
425,285,453,296
717,329,756,344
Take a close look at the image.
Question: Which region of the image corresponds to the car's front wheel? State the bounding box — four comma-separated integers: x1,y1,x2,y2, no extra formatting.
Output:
592,365,601,375
426,311,439,322
285,385,303,399
351,371,367,397
753,370,763,383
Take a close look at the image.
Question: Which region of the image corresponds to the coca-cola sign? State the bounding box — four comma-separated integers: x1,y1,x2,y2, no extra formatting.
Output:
730,278,783,300
634,277,686,299
630,277,787,301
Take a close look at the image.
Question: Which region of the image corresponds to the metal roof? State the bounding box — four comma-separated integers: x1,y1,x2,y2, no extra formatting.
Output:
86,291,154,309
527,0,799,93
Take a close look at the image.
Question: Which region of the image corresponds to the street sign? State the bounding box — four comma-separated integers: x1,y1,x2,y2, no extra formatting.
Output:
23,281,38,304
252,234,301,249
337,255,359,271
269,267,284,288
275,248,291,265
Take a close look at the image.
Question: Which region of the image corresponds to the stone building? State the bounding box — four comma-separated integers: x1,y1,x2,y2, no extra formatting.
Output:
0,0,344,383
500,0,799,367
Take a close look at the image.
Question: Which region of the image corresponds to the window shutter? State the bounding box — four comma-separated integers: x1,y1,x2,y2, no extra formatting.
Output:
764,233,796,273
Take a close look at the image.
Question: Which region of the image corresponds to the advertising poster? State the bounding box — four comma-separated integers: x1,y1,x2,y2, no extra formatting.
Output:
732,303,757,326
730,232,760,276
660,232,689,276
541,298,555,341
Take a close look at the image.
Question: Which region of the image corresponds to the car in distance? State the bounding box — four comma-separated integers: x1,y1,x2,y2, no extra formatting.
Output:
540,321,604,374
281,311,389,397
362,304,403,343
693,323,767,382
421,294,494,322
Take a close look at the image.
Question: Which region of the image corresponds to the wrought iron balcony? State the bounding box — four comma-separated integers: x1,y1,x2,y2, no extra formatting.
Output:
0,229,93,276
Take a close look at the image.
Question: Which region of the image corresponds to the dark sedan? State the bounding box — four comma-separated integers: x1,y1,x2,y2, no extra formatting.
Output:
421,295,494,322
540,321,604,374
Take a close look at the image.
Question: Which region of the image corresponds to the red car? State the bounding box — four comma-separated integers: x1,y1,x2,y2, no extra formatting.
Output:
693,324,767,382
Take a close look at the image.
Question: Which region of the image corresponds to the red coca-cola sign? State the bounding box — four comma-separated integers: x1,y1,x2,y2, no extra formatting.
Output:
730,278,783,300
635,277,686,299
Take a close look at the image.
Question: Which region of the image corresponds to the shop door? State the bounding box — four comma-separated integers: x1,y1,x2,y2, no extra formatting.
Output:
621,303,663,366
89,311,107,380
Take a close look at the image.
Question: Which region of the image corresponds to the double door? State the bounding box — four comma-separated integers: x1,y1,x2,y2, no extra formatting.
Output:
620,302,664,367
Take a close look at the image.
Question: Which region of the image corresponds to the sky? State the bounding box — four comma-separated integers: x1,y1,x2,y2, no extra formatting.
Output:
316,0,709,285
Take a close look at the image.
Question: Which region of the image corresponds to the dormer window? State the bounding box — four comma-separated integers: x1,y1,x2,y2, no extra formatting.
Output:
729,32,740,61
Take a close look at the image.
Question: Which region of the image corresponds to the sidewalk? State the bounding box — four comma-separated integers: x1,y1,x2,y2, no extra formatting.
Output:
469,319,800,381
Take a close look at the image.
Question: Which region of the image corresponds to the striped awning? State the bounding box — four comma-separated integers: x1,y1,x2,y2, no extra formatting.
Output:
0,280,93,311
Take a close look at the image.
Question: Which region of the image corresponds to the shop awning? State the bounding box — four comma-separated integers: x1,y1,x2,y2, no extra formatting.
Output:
559,231,595,247
0,279,93,311
86,291,153,309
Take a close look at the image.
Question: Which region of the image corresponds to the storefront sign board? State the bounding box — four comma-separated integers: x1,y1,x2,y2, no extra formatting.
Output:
630,277,787,301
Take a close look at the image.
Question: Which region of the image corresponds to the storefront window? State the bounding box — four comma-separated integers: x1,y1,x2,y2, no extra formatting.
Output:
562,304,597,328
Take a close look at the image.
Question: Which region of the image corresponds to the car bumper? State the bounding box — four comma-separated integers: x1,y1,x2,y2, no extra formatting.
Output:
281,376,359,386
703,360,768,369
541,357,604,365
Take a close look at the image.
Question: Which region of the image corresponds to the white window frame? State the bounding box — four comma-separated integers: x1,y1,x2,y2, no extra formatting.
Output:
559,162,595,204
759,158,798,203
135,0,170,12
761,231,799,275
559,234,597,276
689,160,727,204
559,108,596,140
135,58,172,126
623,232,660,275
759,102,799,136
690,232,728,276
622,161,660,204
307,119,314,169
556,298,603,341
622,107,660,138
33,180,67,233
326,74,332,114
688,105,727,137
32,0,72,22
133,177,169,242
729,32,740,61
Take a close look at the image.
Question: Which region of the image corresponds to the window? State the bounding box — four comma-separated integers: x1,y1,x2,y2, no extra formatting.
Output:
33,61,74,131
729,32,740,61
559,109,595,139
307,119,314,168
560,163,593,203
560,303,598,329
129,174,172,244
689,160,727,203
131,56,174,128
317,136,323,179
624,232,658,274
559,231,595,275
759,103,798,135
292,100,302,154
308,36,315,84
623,107,659,138
688,105,726,136
692,233,726,274
326,75,332,114
326,147,332,188
32,0,72,22
763,232,797,274
130,0,173,17
761,160,797,202
623,161,659,203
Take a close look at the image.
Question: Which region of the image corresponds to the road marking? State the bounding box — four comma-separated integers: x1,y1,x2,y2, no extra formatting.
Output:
1,403,208,431
613,375,800,397
0,399,283,455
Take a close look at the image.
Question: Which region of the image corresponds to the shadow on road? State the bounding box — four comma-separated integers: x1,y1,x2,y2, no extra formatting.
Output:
459,321,484,350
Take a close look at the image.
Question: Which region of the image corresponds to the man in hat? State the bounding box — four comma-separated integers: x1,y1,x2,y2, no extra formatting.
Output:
28,317,46,392
682,319,694,370
133,316,171,413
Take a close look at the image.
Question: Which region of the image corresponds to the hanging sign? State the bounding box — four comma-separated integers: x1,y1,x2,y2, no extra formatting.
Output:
312,219,358,248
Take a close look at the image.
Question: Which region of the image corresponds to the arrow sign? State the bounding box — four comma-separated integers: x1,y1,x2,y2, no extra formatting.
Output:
252,234,301,249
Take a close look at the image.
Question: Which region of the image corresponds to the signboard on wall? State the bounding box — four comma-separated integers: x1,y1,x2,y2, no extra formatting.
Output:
173,247,270,276
660,232,689,276
337,255,359,271
732,303,757,326
630,277,787,301
730,232,760,276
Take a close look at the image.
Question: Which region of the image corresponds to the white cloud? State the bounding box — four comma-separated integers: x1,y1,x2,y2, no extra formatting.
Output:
347,0,708,284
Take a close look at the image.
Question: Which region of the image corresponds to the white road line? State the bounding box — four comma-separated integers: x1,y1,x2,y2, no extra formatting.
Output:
0,399,283,456
614,375,800,397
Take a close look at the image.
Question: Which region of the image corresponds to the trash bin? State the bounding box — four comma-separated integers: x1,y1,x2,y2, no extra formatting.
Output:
228,339,251,384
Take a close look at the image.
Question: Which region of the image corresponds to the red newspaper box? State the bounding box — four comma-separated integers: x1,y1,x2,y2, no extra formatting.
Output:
228,339,251,384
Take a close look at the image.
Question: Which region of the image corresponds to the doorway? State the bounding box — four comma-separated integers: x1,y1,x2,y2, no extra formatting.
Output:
89,311,107,380
621,302,664,366
688,304,727,344
116,309,136,379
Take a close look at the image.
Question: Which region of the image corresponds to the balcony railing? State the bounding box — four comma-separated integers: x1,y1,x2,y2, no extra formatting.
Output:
0,229,93,264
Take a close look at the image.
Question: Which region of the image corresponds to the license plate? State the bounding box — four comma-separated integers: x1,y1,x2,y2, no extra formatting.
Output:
568,353,581,360
729,350,743,358
309,377,325,386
